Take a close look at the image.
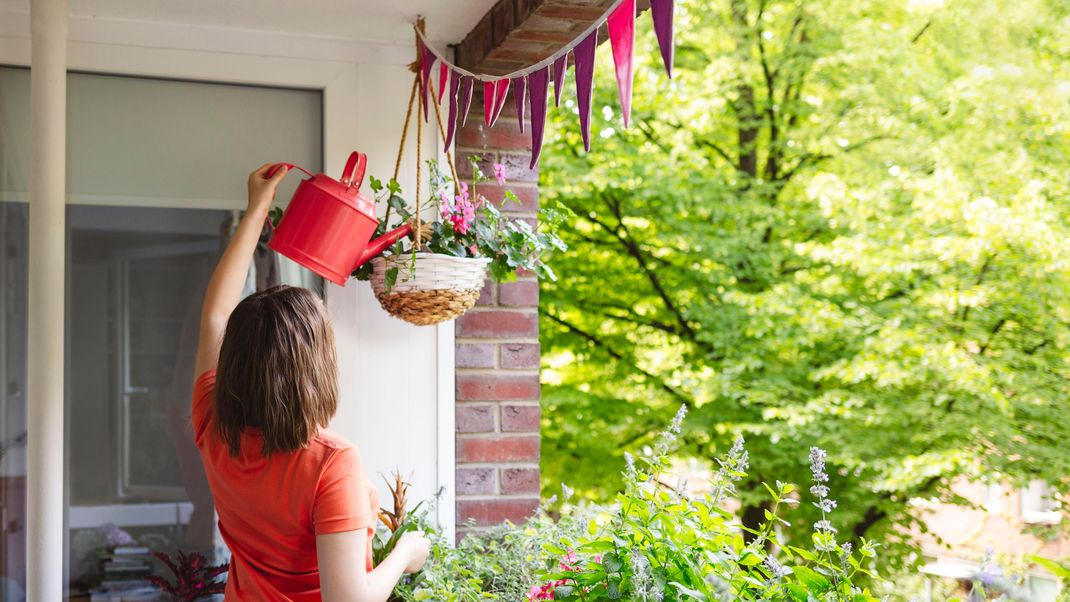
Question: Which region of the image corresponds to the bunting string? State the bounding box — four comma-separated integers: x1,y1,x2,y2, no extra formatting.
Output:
414,0,675,167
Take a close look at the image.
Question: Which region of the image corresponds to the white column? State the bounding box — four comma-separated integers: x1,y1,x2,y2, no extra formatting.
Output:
27,0,67,599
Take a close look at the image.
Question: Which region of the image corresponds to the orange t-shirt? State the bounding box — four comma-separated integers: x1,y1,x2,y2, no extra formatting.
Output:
192,370,379,601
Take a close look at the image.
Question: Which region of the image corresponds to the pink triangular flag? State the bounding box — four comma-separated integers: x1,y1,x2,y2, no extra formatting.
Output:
490,79,510,126
483,80,496,127
528,66,551,169
444,70,461,150
420,43,436,122
512,76,527,133
607,0,636,127
459,76,475,127
650,0,675,78
573,30,597,152
552,54,568,107
437,62,449,104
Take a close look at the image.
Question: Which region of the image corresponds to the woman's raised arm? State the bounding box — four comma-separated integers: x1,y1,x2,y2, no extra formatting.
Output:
193,163,288,378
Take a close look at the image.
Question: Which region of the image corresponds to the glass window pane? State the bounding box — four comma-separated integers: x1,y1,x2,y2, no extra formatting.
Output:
0,202,28,601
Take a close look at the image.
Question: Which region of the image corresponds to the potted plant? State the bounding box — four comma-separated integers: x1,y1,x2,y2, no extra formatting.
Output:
352,156,569,325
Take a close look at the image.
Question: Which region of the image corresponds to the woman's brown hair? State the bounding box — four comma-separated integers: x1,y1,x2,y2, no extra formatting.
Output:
215,285,337,456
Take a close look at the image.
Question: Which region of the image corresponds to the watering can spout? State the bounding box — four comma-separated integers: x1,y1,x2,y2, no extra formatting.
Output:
356,223,414,269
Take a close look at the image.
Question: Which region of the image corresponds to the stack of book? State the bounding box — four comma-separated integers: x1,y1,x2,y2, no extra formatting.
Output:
90,546,159,602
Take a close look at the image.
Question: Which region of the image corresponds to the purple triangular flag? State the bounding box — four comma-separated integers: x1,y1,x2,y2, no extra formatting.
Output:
528,66,550,169
444,69,461,150
420,43,436,122
437,62,449,104
490,79,510,127
552,54,568,107
573,30,597,152
607,0,636,127
512,76,527,133
459,76,475,127
483,80,496,127
650,0,675,78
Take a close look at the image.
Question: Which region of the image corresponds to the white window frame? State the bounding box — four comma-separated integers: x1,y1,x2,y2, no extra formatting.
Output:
1020,479,1061,525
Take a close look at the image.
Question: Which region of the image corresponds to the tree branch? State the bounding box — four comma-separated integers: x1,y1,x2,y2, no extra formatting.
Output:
544,310,693,406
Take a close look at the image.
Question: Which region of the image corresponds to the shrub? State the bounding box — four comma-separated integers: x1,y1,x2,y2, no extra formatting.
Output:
394,406,885,601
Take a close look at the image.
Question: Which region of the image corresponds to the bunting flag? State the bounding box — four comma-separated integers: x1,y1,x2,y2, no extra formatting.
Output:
512,75,527,133
483,79,511,127
438,62,449,104
650,0,675,78
420,42,435,122
573,31,598,152
552,54,568,107
414,0,674,165
459,76,475,127
607,0,636,128
527,66,551,169
444,70,462,150
492,79,510,126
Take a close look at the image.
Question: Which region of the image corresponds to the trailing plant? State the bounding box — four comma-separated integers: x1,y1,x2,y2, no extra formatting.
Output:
143,550,227,601
351,157,570,286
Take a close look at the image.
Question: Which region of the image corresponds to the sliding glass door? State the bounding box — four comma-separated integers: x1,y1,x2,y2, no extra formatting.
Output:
0,66,322,599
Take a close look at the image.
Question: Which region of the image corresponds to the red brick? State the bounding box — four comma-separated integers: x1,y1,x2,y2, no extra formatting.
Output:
475,279,495,306
501,343,540,369
501,467,540,494
457,343,497,368
477,183,539,213
457,373,540,401
458,120,531,150
457,498,539,526
457,467,497,495
497,152,538,183
456,404,496,433
498,280,539,306
456,310,538,338
456,151,497,181
457,435,540,462
502,404,541,432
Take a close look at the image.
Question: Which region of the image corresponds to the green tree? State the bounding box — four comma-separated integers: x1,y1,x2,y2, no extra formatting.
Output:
539,0,1070,571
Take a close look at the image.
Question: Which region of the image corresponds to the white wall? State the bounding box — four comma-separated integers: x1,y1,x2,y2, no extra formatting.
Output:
0,21,455,534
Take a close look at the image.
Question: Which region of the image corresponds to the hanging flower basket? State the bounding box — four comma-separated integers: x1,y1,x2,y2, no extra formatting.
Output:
370,253,490,326
351,43,569,326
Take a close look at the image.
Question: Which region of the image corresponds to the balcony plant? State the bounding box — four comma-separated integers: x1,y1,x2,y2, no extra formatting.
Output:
351,156,569,325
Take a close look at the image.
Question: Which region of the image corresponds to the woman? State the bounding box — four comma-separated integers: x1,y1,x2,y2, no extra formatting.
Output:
191,164,429,601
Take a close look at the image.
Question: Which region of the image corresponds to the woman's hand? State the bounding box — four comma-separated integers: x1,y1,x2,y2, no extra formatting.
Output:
396,531,430,574
247,163,289,215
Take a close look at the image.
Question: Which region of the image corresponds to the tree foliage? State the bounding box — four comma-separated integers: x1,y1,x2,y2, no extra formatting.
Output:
539,0,1070,570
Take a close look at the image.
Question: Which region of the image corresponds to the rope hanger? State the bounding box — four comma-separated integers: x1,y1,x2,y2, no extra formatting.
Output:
390,17,462,247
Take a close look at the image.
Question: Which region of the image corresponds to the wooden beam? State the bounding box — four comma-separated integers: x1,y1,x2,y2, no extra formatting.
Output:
454,0,648,75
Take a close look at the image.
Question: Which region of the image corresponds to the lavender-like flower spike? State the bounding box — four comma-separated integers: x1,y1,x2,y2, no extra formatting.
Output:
814,519,837,533
763,555,789,580
809,447,828,483
816,499,837,512
669,404,687,435
624,451,636,474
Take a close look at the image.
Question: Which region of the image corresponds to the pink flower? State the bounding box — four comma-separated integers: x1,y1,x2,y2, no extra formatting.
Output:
493,163,507,185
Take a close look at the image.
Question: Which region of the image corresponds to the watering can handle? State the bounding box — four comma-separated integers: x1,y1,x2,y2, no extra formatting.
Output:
263,162,315,179
341,151,367,189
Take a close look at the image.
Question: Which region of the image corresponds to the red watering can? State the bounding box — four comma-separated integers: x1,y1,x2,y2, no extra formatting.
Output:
265,151,412,286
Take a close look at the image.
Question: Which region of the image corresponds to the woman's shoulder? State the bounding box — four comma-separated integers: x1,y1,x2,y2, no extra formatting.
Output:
311,428,359,454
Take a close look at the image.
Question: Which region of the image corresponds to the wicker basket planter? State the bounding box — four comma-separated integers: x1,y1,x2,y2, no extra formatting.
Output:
370,253,491,325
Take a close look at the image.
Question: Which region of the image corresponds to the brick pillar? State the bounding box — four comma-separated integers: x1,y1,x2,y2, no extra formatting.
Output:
454,90,541,534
